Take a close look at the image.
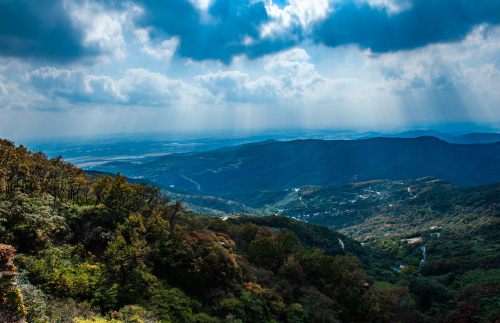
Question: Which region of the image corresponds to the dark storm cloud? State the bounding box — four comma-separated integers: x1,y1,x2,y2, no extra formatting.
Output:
315,0,500,53
0,0,96,62
133,0,500,62
134,0,296,63
2,0,500,63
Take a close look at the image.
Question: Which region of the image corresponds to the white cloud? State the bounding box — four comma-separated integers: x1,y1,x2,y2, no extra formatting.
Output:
319,24,499,124
3,18,500,137
196,70,284,102
264,48,325,95
369,50,459,91
364,0,411,14
27,67,211,107
196,48,325,102
133,28,179,60
68,1,128,59
28,67,124,103
262,0,332,38
0,74,46,110
188,0,212,12
0,76,7,96
260,0,411,42
365,25,500,92
119,68,210,106
261,0,412,40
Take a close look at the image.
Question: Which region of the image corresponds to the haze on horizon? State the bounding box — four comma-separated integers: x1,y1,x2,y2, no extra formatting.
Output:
1,0,500,139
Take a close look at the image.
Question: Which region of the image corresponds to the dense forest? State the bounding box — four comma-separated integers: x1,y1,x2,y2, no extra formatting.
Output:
1,139,499,322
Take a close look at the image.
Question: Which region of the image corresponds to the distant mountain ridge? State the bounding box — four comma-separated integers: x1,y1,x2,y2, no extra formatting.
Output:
95,136,500,195
447,132,500,144
361,131,500,144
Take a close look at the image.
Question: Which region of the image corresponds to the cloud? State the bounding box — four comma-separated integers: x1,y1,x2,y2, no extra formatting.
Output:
68,1,128,60
119,68,209,106
133,28,179,60
315,0,500,53
0,76,7,96
28,67,124,104
4,0,500,64
264,48,325,94
196,48,324,102
131,0,294,63
27,67,210,107
366,25,500,91
371,51,459,91
196,70,284,102
364,0,412,14
261,0,332,38
0,72,45,110
188,0,212,12
334,24,500,123
0,0,95,62
127,0,500,63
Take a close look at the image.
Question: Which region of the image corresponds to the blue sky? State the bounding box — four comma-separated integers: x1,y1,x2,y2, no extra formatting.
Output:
1,0,500,138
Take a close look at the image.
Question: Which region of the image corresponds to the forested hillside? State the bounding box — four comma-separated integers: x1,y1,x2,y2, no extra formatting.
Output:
1,139,499,322
0,139,418,322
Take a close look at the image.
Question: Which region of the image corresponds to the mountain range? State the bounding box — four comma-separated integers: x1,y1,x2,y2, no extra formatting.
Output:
95,136,500,197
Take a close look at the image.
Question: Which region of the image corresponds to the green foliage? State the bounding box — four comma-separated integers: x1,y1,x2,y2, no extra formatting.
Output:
18,275,50,322
216,297,245,320
409,277,450,310
150,285,214,322
114,304,158,322
445,269,500,322
298,251,370,321
363,283,420,322
103,214,155,304
285,303,309,323
2,139,498,322
42,298,98,323
73,316,118,323
91,284,119,311
1,193,69,251
19,245,102,299
229,215,363,256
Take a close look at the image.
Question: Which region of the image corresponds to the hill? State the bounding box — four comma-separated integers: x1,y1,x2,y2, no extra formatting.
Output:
367,131,500,144
94,137,500,197
161,178,499,241
0,139,418,322
448,132,500,144
2,139,499,322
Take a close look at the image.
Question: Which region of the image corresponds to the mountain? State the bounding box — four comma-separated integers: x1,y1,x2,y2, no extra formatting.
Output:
253,179,500,240
0,139,398,322
448,132,500,144
342,131,500,144
2,138,500,322
24,131,498,170
161,178,500,239
13,138,488,322
95,137,500,196
379,130,453,140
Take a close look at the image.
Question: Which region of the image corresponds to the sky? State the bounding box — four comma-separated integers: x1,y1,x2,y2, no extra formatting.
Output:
1,0,500,139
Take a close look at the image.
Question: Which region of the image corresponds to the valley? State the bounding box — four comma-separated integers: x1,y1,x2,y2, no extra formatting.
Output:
78,136,499,246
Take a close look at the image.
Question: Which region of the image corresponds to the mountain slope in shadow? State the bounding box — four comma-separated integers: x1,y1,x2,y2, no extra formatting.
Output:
97,136,500,195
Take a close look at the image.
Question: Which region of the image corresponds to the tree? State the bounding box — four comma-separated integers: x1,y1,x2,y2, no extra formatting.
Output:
6,193,68,251
103,214,155,304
